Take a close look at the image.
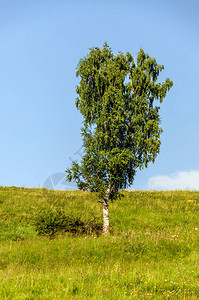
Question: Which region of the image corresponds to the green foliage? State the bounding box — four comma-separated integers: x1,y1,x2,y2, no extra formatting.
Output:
66,43,173,199
33,206,102,237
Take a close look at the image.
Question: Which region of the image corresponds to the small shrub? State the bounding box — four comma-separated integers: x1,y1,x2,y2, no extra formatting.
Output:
82,215,102,236
33,206,102,237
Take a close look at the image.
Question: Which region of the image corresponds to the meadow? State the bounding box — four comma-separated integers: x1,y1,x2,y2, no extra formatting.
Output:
0,186,198,299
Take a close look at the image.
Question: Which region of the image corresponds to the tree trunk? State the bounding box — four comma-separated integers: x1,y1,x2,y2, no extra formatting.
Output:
102,199,109,235
102,184,111,235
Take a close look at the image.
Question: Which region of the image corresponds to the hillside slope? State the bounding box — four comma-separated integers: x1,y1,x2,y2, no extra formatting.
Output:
0,187,198,299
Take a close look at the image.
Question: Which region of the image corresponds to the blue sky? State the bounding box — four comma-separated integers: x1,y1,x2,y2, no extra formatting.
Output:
1,0,199,190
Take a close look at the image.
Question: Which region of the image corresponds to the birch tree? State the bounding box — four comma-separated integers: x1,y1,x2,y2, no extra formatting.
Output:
66,43,173,235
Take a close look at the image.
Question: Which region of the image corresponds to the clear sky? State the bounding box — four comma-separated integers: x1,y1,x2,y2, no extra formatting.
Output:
1,0,199,190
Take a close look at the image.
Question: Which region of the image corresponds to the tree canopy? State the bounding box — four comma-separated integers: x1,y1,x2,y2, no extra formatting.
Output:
66,43,173,234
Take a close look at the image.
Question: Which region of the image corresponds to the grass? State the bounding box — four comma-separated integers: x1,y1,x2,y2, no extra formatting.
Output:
0,186,198,299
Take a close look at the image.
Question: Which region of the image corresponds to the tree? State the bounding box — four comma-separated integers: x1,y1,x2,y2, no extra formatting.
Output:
66,43,173,235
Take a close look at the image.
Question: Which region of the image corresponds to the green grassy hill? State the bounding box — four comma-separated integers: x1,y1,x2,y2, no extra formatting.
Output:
0,186,198,299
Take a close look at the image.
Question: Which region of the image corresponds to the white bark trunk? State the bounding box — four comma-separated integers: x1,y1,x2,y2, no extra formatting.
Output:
103,201,109,235
102,184,111,235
